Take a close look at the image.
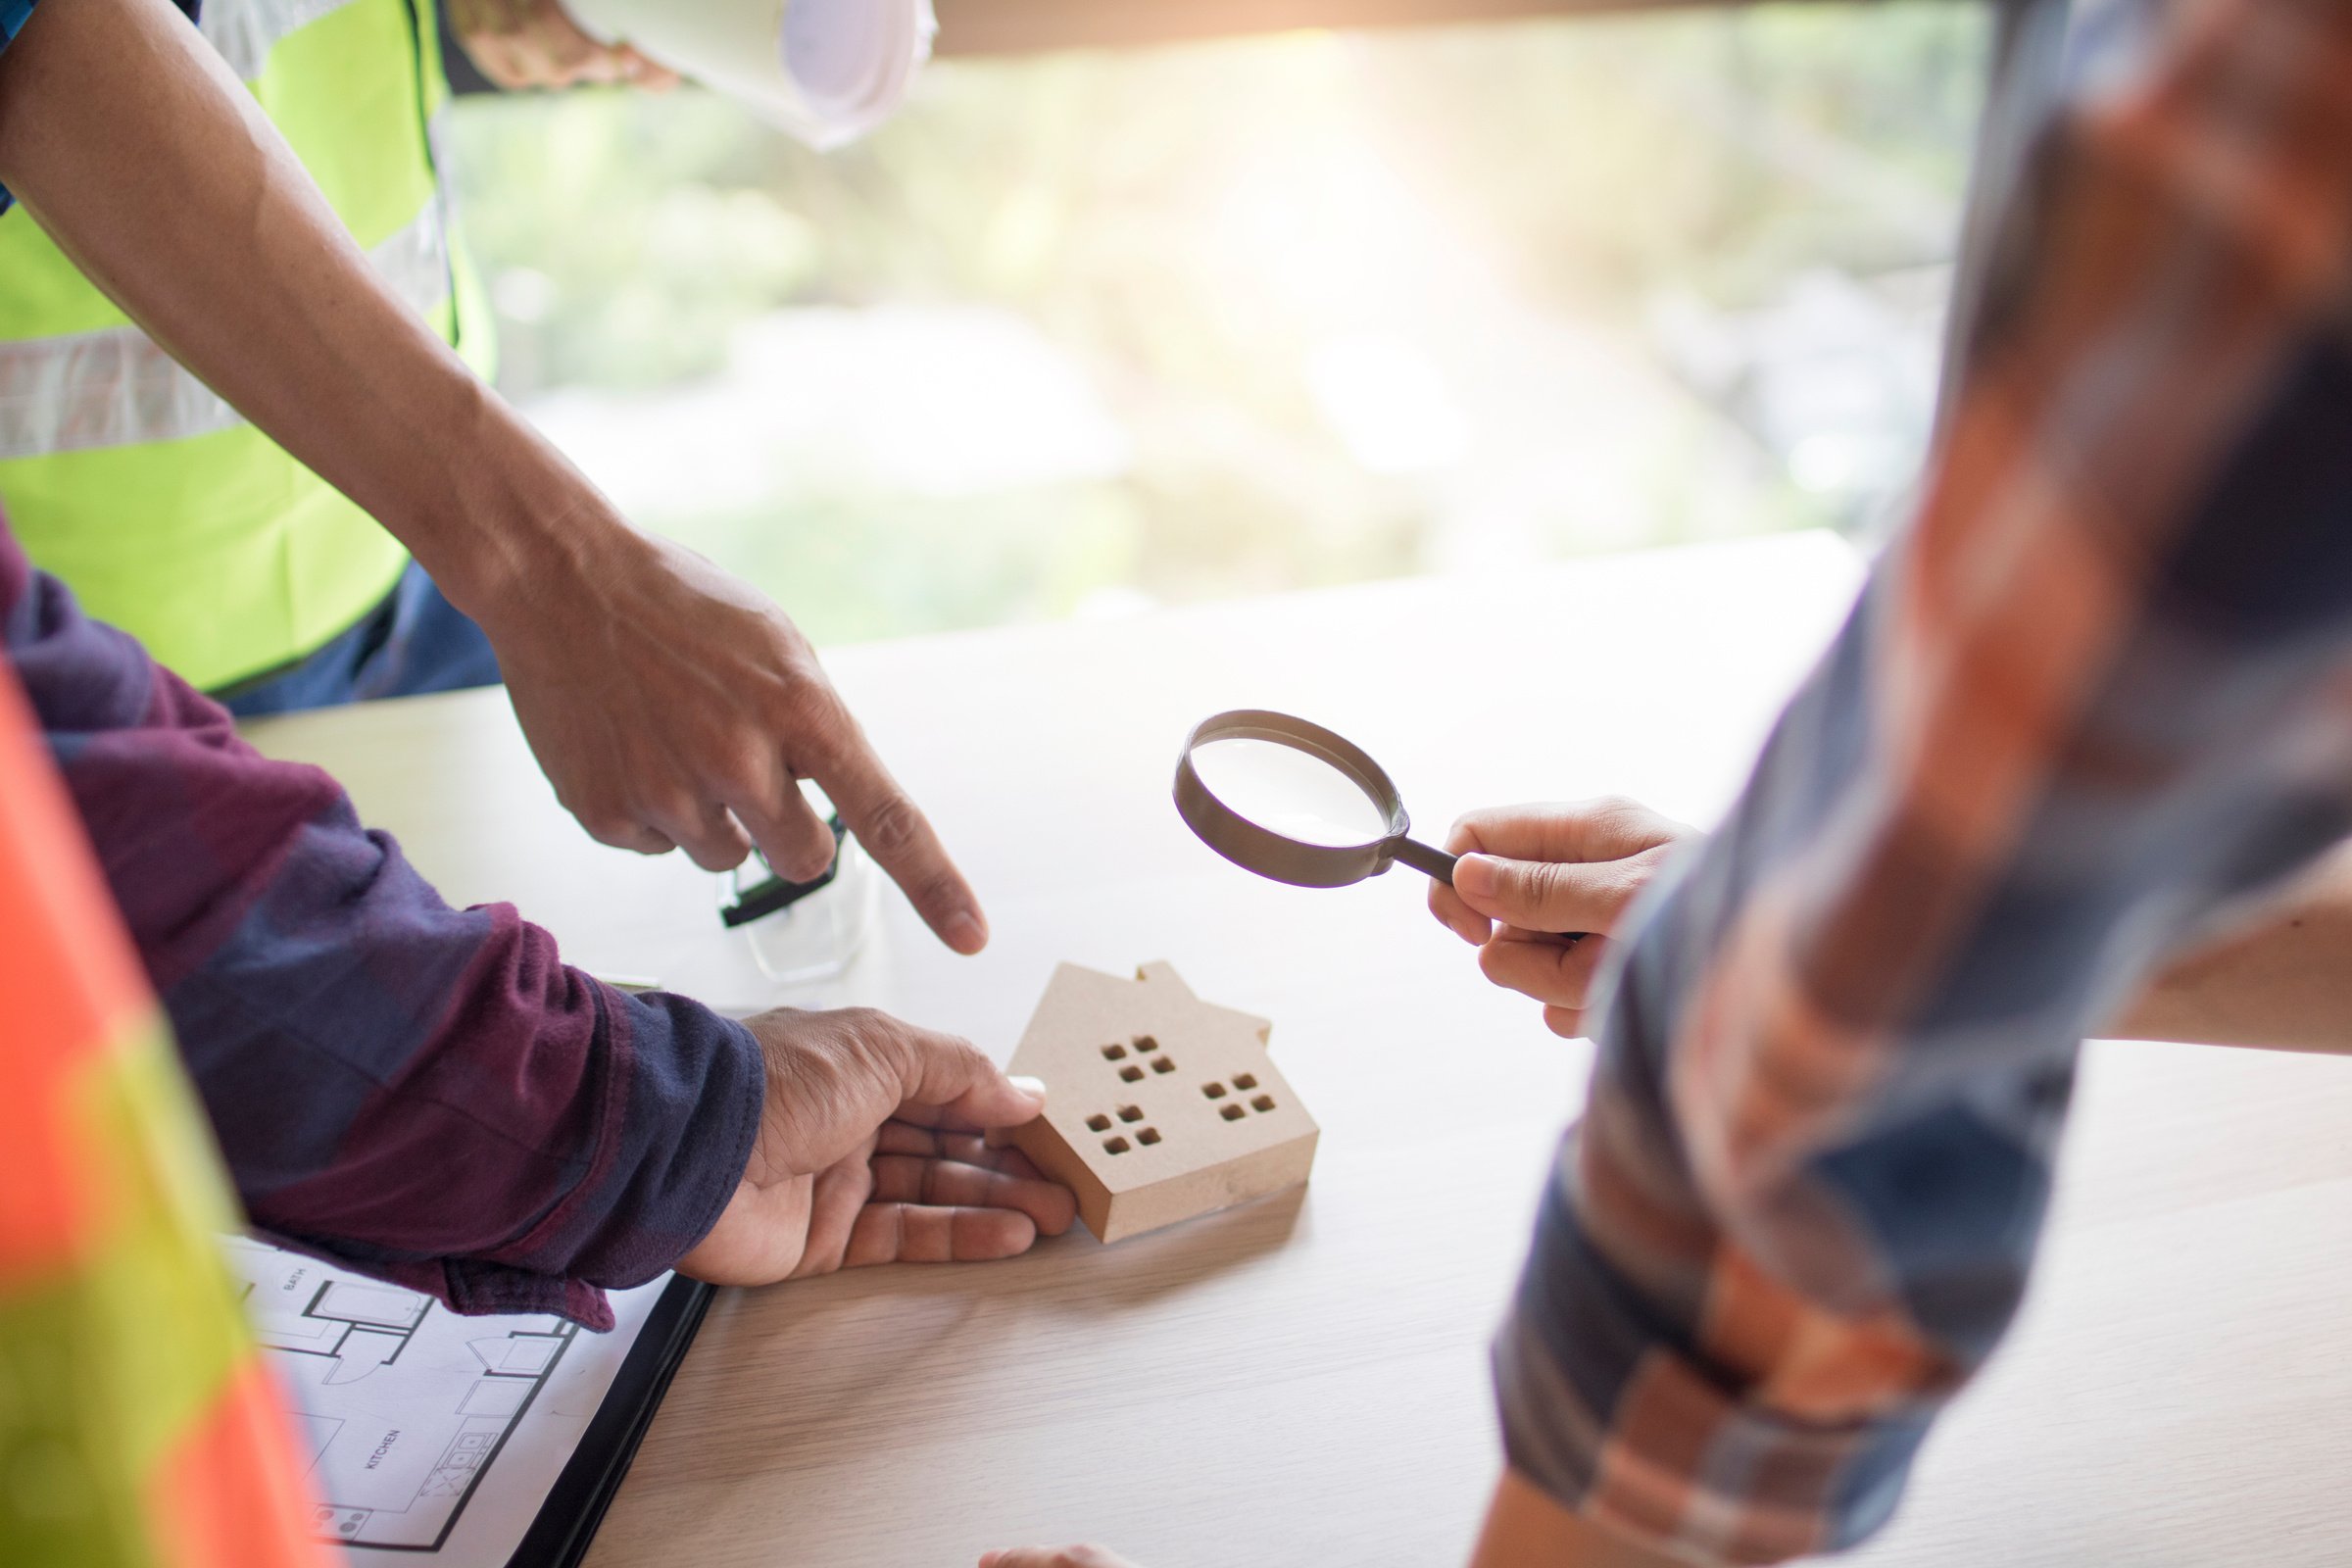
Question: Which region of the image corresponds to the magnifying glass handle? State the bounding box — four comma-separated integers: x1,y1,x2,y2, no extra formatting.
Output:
1391,837,1459,885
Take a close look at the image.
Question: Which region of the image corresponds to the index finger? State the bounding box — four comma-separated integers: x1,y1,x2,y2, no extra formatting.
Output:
811,722,990,955
868,1154,1077,1236
842,1202,1038,1266
1429,872,1494,946
617,45,683,89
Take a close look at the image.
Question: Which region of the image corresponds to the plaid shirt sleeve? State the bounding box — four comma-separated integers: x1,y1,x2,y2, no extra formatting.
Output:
1494,2,2352,1559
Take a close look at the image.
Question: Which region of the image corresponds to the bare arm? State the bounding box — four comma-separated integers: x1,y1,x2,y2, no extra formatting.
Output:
1467,1471,1697,1568
2107,839,2352,1053
0,0,549,608
1431,798,2352,1057
0,0,988,953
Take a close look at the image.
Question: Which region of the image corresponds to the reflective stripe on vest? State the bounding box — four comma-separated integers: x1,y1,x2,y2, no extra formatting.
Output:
0,193,449,462
0,0,491,692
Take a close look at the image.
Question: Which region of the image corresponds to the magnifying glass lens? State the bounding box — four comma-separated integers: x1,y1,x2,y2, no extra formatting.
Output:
1189,736,1392,849
1173,710,1458,889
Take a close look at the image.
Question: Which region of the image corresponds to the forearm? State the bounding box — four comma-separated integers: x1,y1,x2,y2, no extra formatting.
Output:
2108,840,2352,1052
0,0,617,614
2,528,760,1324
1468,1471,1697,1568
176,866,760,1324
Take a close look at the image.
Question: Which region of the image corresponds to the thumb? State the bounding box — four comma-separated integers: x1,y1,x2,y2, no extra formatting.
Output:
888,1023,1048,1131
1452,852,1612,935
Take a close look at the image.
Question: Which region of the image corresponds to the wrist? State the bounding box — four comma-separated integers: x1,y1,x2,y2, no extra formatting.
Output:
393,375,635,632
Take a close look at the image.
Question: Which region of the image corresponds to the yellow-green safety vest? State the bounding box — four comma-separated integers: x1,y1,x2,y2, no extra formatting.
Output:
0,0,494,693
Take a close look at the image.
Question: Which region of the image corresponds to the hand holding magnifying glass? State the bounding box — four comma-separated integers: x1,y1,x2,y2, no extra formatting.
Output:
1175,710,1704,1041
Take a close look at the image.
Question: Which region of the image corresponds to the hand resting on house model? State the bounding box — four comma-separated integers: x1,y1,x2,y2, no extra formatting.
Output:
676,1007,1079,1285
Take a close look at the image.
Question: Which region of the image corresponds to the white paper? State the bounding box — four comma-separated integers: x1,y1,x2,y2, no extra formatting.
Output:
223,1237,670,1566
561,0,936,148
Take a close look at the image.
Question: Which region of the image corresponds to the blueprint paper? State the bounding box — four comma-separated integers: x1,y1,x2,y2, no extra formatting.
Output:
224,1236,668,1565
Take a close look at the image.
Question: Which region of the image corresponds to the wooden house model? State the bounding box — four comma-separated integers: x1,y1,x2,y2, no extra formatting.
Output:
1004,961,1318,1244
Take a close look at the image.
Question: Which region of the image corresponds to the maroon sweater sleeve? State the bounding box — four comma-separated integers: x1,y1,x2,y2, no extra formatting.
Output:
1,523,761,1329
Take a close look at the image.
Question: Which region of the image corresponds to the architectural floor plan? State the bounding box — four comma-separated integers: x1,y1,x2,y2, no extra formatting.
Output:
223,1237,667,1563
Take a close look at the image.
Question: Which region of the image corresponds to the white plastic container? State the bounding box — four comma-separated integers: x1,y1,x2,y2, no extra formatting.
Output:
721,831,879,985
714,781,880,986
562,0,936,148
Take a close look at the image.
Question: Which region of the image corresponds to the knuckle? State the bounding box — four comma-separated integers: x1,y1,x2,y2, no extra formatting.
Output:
853,1009,918,1074
644,788,706,833
1585,794,1645,838
765,823,832,873
575,809,641,847
913,868,970,921
704,735,771,798
685,835,749,873
858,792,925,859
1593,793,1678,850
952,1036,995,1078
1597,863,1652,921
769,663,839,735
547,778,600,821
1521,858,1570,909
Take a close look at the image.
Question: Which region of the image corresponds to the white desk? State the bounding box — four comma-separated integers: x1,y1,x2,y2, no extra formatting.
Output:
246,533,2352,1568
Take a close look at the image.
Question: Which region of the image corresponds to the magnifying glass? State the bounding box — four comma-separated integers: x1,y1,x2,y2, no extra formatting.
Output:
1172,709,1459,888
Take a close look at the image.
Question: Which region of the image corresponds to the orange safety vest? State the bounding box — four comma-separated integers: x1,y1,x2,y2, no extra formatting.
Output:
0,660,328,1566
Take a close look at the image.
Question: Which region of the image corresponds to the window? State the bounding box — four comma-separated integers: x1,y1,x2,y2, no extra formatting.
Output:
446,2,1988,645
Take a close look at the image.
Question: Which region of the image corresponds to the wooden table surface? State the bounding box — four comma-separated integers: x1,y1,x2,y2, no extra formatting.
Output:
245,532,2352,1568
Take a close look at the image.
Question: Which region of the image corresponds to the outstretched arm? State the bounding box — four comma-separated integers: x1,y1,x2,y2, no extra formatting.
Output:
0,0,988,954
3,522,1067,1318
1430,800,2352,1055
2,524,759,1325
1494,2,2352,1561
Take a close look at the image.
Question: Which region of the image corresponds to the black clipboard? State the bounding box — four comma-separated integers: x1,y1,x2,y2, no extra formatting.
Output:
506,1275,714,1568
